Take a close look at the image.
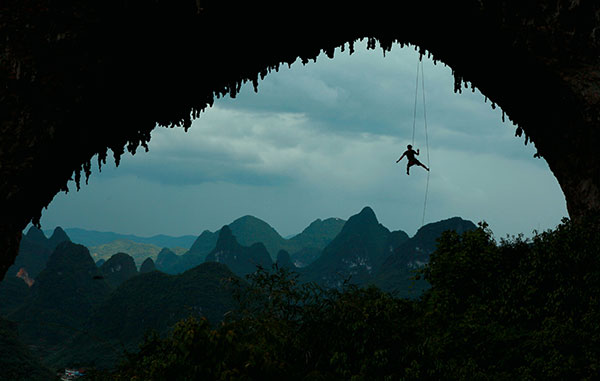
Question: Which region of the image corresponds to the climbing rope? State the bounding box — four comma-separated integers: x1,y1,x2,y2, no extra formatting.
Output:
411,61,420,146
411,59,431,227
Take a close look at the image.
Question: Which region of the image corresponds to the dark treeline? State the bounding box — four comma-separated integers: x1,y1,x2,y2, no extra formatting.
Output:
86,215,600,380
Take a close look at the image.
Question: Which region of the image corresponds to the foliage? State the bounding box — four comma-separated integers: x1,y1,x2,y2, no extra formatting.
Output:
110,266,418,380
9,242,111,354
102,216,600,380
0,317,54,381
416,218,600,379
48,262,238,370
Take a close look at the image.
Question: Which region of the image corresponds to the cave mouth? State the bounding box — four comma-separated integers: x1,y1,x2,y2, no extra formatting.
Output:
2,1,598,280
37,42,567,241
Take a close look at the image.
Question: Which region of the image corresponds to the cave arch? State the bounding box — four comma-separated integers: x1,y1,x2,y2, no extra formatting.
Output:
1,1,599,279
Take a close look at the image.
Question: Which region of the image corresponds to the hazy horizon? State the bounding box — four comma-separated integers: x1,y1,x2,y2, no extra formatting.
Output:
36,208,470,240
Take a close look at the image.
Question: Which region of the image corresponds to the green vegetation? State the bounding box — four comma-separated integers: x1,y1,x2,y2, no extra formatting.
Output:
9,242,111,360
49,262,239,370
99,216,600,380
0,276,29,316
0,317,54,380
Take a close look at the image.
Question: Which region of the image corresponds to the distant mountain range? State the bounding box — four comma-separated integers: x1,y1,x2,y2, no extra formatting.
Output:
155,215,345,274
187,215,346,261
88,239,187,266
43,227,197,249
43,217,346,272
3,208,477,371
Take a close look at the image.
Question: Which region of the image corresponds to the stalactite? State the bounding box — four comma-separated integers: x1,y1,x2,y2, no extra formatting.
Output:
367,37,375,49
83,160,91,184
112,145,124,167
515,126,523,137
252,77,259,92
74,165,82,191
453,73,463,93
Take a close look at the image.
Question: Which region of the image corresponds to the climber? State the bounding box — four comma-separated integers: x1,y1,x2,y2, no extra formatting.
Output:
396,144,429,175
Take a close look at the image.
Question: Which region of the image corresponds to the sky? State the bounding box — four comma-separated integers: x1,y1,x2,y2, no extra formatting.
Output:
38,42,568,239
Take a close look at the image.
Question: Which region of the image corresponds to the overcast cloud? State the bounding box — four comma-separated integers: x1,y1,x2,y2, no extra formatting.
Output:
39,42,567,239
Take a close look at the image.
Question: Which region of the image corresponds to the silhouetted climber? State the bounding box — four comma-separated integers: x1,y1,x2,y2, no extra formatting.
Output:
396,144,429,175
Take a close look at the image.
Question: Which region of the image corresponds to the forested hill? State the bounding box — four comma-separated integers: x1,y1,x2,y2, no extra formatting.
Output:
48,262,239,370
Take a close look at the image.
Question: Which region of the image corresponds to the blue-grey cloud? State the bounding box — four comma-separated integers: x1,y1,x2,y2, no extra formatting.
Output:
40,42,567,239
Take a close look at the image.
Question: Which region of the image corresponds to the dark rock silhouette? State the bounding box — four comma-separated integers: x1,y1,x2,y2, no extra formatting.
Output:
139,257,157,273
372,217,477,296
6,225,71,281
47,227,71,251
204,226,273,277
100,252,139,288
303,207,402,287
185,215,344,272
188,215,289,260
23,227,48,248
289,218,346,267
155,248,179,272
155,247,203,275
275,250,296,270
